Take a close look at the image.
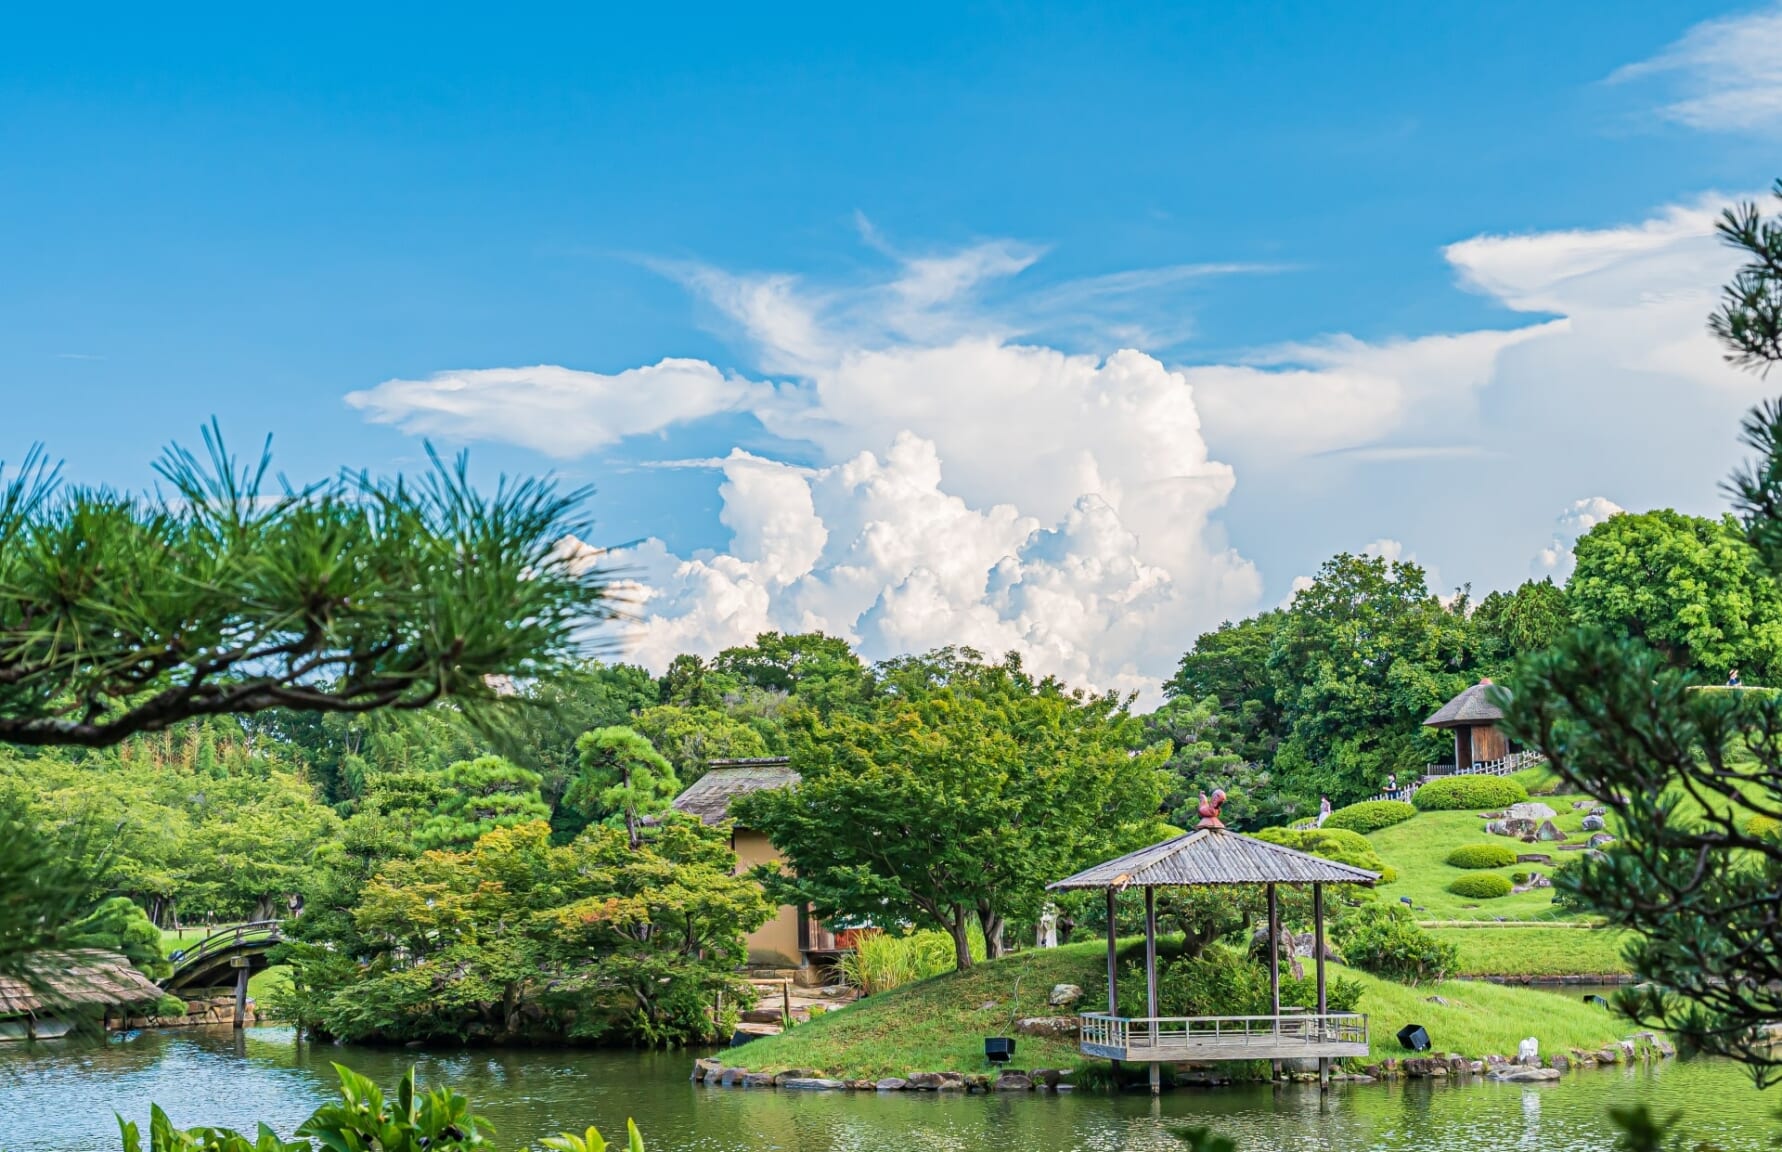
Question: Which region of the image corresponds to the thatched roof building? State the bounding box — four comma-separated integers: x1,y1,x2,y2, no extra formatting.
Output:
671,758,800,825
0,950,163,1017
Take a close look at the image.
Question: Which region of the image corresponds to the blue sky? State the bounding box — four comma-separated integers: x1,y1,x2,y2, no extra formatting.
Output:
5,2,1781,693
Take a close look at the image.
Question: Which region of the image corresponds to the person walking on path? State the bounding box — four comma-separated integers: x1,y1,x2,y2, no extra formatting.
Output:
1316,795,1332,827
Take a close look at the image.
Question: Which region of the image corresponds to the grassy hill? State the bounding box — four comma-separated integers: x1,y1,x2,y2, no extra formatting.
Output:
1354,769,1632,975
728,938,1637,1079
1365,799,1599,922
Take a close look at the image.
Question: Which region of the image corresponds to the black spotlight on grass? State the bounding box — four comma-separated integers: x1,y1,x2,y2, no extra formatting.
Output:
1397,1023,1431,1052
985,1037,1016,1065
1584,994,1610,1007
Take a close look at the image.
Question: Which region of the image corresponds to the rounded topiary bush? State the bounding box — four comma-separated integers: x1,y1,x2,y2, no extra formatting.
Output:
1447,873,1514,899
1323,799,1417,834
1444,843,1518,869
1254,826,1397,883
1412,775,1528,812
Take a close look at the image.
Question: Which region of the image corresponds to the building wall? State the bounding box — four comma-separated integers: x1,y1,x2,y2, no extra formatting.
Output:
1470,724,1509,763
732,828,803,968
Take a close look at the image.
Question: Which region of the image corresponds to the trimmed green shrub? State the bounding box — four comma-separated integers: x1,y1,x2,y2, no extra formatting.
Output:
1447,873,1515,899
1323,799,1417,834
1412,775,1528,811
1333,902,1459,984
1511,870,1530,885
154,994,189,1019
1254,826,1398,883
1444,843,1519,869
1744,814,1780,841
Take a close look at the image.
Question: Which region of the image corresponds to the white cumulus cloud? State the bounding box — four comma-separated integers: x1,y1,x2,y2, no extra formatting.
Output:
344,359,760,457
1533,497,1625,580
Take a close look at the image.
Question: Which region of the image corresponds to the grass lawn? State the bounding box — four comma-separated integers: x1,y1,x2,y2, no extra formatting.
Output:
1434,926,1633,977
1366,799,1603,922
728,938,1638,1078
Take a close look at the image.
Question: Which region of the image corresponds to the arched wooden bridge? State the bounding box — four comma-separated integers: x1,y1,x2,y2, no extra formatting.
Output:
161,921,283,1025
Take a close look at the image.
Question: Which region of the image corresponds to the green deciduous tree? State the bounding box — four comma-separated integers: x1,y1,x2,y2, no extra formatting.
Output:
566,727,679,847
1567,508,1782,683
1472,578,1569,671
281,819,769,1047
1268,553,1474,803
735,647,1169,969
1166,612,1285,765
628,703,772,787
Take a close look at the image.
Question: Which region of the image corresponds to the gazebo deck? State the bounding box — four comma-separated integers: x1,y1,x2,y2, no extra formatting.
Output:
1079,1012,1370,1062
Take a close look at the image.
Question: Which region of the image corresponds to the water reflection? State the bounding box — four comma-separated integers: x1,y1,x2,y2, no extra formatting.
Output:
0,1027,1775,1152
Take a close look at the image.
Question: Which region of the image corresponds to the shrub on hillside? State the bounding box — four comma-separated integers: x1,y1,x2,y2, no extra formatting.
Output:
1412,775,1528,811
1333,902,1459,984
1444,843,1518,869
1323,800,1417,834
1447,873,1514,899
1744,814,1780,841
1254,827,1397,883
1122,944,1364,1017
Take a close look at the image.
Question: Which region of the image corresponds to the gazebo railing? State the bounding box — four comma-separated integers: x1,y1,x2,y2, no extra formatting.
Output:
1079,1011,1367,1055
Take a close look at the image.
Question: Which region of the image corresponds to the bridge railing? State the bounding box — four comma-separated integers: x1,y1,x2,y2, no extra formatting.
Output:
166,921,283,982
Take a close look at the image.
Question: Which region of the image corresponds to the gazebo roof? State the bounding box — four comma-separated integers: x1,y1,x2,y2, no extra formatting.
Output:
1047,828,1379,891
1424,678,1506,728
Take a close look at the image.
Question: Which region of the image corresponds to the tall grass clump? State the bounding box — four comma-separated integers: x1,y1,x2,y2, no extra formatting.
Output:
831,928,986,994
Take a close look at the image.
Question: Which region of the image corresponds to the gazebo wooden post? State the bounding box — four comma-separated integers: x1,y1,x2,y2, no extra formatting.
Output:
1144,884,1160,1097
1267,881,1281,1082
1314,881,1328,1091
1106,886,1121,1079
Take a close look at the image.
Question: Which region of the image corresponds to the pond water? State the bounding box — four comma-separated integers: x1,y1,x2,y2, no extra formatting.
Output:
1,1027,1777,1152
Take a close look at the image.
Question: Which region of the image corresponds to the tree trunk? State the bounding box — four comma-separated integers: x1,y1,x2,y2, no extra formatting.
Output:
948,906,975,970
976,903,1006,960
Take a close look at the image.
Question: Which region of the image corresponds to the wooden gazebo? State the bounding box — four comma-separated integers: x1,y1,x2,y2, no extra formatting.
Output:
1048,814,1377,1094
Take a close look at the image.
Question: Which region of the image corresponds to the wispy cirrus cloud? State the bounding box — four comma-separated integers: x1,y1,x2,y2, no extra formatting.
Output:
1610,4,1782,132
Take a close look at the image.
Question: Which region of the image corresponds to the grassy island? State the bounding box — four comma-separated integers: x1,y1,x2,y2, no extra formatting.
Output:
728,937,1639,1081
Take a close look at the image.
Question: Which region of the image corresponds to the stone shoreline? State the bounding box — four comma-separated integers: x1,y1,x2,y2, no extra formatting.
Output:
692,1032,1675,1094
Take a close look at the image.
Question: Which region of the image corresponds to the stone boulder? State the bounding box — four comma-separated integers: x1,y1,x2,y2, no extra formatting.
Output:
846,1079,877,1091
692,1058,723,1083
1048,983,1084,1008
1509,802,1559,823
742,1073,775,1088
1015,1016,1078,1039
772,1069,821,1086
1488,1066,1561,1082
875,1077,908,1092
1517,853,1553,865
1589,833,1617,848
994,1072,1034,1091
1535,820,1567,842
1581,814,1606,832
906,1071,966,1091
780,1078,846,1090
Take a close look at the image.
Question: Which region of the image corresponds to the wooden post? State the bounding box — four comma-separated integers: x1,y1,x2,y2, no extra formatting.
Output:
782,981,792,1028
1267,881,1281,1082
1145,885,1159,1097
233,964,249,1030
1314,881,1327,1091
1106,886,1121,1080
